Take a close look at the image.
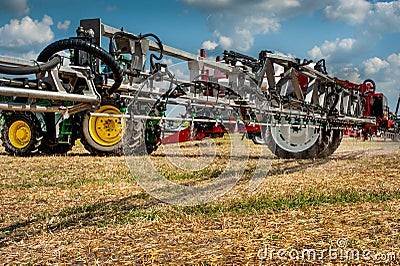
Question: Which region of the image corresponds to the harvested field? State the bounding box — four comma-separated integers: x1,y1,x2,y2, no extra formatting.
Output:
0,137,399,265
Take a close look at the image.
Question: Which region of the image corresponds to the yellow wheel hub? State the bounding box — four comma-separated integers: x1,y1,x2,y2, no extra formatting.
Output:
89,105,123,146
8,120,32,149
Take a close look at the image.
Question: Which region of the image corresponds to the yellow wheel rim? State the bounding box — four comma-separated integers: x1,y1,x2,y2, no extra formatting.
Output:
8,120,32,149
88,105,123,146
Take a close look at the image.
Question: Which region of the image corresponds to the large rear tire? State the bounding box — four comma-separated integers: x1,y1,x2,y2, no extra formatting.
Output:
258,125,344,159
123,117,161,156
1,112,43,156
80,104,124,156
264,124,322,159
317,129,343,157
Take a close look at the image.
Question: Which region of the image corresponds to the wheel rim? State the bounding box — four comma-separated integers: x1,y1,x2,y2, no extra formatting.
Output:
88,105,123,147
8,120,32,149
252,136,266,145
270,124,319,153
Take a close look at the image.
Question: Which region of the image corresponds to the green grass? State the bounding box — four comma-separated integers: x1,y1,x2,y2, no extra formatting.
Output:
161,167,224,181
13,188,396,232
181,189,400,216
22,188,399,230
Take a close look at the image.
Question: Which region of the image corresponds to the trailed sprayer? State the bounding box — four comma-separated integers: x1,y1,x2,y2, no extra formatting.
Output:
0,18,398,157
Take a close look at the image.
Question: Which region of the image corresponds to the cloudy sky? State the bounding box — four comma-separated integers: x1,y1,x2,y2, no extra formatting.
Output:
0,0,399,109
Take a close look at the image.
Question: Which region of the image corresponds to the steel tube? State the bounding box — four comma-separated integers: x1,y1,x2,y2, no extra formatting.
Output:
0,102,66,113
0,86,99,103
0,102,93,115
0,78,49,90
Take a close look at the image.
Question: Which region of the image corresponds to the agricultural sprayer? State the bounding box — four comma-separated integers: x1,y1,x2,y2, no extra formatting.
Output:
0,18,397,158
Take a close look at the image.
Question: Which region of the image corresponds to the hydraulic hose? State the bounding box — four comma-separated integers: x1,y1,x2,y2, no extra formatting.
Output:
37,38,124,95
314,59,327,74
141,33,164,71
362,79,376,94
0,56,61,75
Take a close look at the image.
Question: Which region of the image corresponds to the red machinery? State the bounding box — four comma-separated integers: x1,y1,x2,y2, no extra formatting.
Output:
336,78,396,139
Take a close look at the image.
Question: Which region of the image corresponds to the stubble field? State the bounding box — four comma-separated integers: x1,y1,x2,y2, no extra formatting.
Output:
0,137,399,265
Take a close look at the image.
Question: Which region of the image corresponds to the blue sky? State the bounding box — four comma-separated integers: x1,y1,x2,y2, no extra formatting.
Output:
0,0,399,110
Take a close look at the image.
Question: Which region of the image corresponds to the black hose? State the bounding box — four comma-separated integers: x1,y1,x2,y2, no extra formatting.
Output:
314,59,327,74
37,38,123,95
140,33,164,61
362,79,376,94
0,56,61,75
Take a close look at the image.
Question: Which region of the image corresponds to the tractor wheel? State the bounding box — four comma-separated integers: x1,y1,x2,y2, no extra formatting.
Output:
144,118,161,154
80,105,124,156
123,117,161,156
122,102,162,156
1,112,43,156
252,133,266,145
317,129,343,157
123,119,145,156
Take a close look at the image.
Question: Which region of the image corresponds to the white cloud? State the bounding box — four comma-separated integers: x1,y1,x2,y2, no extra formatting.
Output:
183,0,400,56
337,65,362,83
308,38,357,62
338,38,356,50
218,36,232,50
183,0,314,14
207,33,234,51
183,0,323,52
172,67,190,81
57,20,71,31
204,13,280,52
362,57,389,76
308,46,323,60
0,0,30,16
202,40,219,51
243,17,280,35
360,55,397,81
18,51,39,60
368,1,400,33
161,58,174,65
387,54,400,68
323,0,400,34
310,1,400,105
0,15,54,55
358,54,400,109
324,0,371,25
